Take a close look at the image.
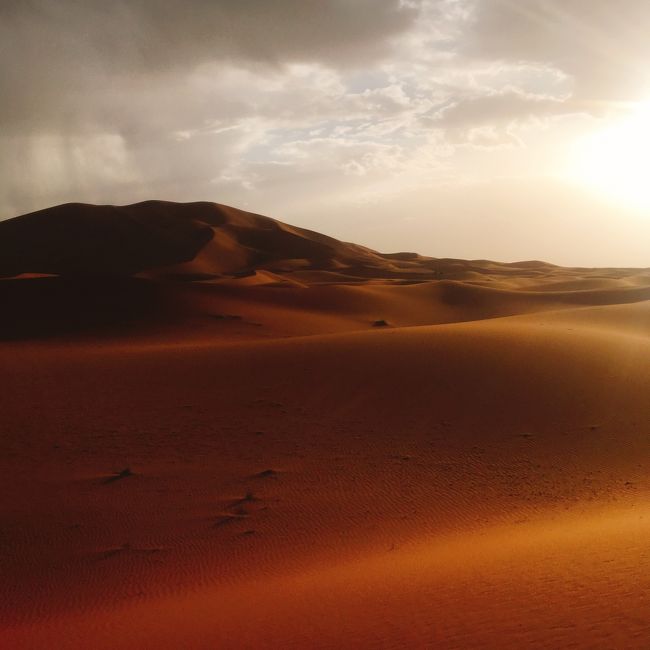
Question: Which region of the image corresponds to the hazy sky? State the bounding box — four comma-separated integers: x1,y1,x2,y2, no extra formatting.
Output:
3,0,650,266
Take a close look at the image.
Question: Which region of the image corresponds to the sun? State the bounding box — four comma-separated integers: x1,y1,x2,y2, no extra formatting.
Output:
570,101,650,210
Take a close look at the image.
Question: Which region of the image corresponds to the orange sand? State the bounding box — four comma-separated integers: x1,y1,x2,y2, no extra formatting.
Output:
1,202,649,648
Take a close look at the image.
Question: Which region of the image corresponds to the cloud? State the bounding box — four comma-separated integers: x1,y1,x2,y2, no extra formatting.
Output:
437,91,564,126
0,0,419,131
0,0,585,219
464,0,650,103
427,88,569,146
0,0,423,217
2,0,649,268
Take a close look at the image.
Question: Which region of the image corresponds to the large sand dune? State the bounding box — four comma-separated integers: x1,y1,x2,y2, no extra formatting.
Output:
1,201,650,648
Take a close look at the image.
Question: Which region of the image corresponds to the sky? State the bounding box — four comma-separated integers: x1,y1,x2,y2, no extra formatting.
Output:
2,0,650,266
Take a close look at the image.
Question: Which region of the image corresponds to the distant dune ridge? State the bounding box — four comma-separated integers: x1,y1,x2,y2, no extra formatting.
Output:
2,199,647,284
1,200,649,341
0,199,572,282
2,200,650,648
0,200,394,279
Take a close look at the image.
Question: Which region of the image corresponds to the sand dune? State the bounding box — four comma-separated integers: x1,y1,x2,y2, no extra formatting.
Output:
1,201,650,648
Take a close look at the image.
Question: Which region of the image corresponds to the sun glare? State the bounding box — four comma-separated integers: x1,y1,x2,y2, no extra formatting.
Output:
570,101,650,210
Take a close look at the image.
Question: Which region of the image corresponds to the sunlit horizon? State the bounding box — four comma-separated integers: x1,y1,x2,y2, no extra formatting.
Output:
569,99,650,212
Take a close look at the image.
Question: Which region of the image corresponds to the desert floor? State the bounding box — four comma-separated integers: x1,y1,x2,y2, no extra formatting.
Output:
1,203,650,648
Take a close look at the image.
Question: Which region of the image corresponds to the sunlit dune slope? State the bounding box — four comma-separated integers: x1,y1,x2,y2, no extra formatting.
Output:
1,306,650,648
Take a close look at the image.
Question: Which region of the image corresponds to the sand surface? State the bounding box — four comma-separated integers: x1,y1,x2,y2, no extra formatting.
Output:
1,202,650,648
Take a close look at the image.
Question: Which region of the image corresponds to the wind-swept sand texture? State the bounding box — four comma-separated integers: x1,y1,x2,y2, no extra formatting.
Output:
1,201,650,648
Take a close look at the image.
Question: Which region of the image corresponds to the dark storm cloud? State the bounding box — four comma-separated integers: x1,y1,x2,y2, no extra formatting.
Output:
0,0,419,130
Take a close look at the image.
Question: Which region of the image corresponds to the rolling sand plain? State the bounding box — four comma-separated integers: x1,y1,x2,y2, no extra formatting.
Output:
1,201,650,648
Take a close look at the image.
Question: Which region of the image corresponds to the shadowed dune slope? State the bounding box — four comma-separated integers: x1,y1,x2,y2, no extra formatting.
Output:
0,200,389,279
0,202,216,277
